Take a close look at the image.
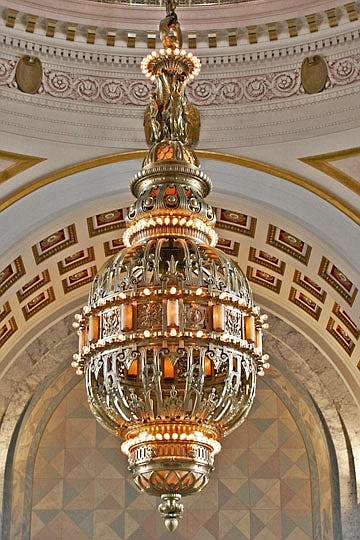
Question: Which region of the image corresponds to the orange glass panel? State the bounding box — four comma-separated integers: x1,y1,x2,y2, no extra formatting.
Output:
128,359,138,377
165,185,177,195
204,356,212,376
255,330,262,353
166,471,180,486
79,329,86,349
121,304,133,331
156,145,174,161
245,315,255,342
88,315,99,342
164,357,175,379
150,187,160,197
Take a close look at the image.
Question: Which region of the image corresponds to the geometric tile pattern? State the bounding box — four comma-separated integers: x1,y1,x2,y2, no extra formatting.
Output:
30,380,312,539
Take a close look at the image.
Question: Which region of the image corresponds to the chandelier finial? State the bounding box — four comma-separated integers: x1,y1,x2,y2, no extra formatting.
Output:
158,494,184,532
165,0,178,16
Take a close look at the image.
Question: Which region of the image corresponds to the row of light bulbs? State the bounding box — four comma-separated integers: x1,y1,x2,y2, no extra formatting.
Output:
123,214,218,246
141,48,201,81
121,429,221,458
76,289,268,311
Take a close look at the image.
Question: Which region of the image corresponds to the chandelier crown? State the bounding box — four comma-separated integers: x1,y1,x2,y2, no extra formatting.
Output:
72,0,269,531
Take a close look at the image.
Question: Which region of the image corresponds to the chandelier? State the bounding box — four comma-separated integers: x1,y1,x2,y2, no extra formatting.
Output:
72,1,269,532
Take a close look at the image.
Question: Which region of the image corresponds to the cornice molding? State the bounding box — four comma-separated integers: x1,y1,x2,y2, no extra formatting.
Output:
2,26,360,64
1,2,359,60
2,0,354,25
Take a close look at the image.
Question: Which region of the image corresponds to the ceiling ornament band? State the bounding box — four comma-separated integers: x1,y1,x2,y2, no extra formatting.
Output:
72,0,269,531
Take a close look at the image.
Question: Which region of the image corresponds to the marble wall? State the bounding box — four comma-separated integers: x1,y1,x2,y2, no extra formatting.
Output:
30,379,313,540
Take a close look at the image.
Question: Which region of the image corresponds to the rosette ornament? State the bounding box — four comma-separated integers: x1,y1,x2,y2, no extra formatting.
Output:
72,0,269,531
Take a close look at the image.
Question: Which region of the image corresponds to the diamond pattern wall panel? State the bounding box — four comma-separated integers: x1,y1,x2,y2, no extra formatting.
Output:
30,380,312,539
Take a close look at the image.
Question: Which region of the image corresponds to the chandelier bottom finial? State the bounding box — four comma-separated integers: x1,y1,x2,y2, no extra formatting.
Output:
159,494,184,532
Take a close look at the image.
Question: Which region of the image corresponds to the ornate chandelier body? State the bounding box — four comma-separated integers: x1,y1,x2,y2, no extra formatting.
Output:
72,1,269,531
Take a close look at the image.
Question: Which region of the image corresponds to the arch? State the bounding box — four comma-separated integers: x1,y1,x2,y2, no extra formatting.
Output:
1,150,357,224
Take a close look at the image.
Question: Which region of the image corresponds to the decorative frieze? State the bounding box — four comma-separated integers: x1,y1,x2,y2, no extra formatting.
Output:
1,51,360,106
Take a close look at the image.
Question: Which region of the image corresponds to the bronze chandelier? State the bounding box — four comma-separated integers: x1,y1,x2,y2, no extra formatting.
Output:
72,1,269,531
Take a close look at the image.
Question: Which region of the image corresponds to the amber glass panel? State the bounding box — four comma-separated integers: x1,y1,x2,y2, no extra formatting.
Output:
156,145,174,161
204,356,212,377
164,357,175,379
127,359,138,377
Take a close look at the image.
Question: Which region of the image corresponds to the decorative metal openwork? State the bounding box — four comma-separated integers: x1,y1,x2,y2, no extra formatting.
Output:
72,0,269,531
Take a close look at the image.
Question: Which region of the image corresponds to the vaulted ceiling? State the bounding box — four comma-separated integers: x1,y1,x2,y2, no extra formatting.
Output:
0,3,359,536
